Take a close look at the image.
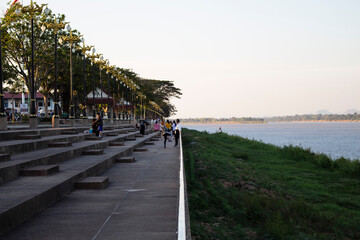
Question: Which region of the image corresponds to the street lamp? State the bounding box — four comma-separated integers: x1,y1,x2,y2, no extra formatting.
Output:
17,0,48,129
86,48,100,119
0,17,7,130
95,56,106,118
42,16,66,128
105,60,111,120
60,24,81,126
77,38,93,122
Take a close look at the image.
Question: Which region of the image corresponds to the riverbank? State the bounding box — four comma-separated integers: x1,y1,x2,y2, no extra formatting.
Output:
182,128,360,240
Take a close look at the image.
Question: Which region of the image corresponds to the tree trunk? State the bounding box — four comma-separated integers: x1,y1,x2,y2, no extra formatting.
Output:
43,95,49,118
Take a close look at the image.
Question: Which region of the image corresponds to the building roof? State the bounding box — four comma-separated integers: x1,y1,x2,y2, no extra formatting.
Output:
3,92,45,99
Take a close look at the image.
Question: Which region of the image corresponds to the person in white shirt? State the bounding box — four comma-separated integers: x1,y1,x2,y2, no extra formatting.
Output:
174,119,181,147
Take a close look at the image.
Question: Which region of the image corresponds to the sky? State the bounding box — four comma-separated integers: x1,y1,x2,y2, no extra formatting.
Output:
1,0,359,118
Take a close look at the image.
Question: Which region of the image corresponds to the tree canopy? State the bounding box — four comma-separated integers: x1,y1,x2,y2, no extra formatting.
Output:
1,1,181,118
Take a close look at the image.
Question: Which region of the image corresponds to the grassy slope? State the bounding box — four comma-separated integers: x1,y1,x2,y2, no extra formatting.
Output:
182,129,360,240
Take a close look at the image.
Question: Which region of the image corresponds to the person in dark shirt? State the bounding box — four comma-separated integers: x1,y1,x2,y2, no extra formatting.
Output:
93,112,103,138
139,118,147,135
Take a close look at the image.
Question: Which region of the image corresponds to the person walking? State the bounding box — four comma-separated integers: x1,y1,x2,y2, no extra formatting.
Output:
161,122,171,148
174,119,181,147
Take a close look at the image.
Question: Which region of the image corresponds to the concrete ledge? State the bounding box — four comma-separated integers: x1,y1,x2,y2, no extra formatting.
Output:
61,130,78,135
109,142,124,146
82,149,104,155
133,148,148,152
19,165,59,176
75,176,109,190
124,137,136,141
48,142,72,147
16,135,41,140
85,136,102,141
0,154,10,162
116,156,135,163
105,132,118,136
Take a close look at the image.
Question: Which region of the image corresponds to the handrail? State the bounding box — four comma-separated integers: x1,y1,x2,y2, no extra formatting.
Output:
177,132,186,240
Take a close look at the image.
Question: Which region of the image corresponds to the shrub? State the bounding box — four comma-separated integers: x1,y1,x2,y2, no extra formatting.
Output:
21,114,29,122
40,117,52,122
315,154,333,169
282,145,314,162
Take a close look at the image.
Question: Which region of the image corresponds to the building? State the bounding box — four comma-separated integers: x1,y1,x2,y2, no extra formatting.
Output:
3,92,55,114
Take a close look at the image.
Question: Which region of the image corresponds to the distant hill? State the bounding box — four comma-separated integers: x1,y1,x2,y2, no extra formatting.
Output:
345,109,359,114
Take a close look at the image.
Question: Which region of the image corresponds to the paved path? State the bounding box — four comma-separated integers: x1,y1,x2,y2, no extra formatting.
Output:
1,137,180,240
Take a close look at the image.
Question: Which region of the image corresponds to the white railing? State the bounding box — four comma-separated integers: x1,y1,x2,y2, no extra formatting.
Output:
177,133,187,240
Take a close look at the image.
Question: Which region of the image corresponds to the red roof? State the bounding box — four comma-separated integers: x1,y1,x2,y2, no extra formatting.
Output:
3,92,45,99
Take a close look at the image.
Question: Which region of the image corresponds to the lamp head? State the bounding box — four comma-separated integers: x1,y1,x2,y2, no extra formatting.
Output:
44,6,50,15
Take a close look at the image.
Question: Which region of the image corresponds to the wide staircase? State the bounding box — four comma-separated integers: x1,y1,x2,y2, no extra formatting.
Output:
0,123,160,236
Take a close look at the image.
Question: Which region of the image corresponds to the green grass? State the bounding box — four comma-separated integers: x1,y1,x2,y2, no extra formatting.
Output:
182,129,360,240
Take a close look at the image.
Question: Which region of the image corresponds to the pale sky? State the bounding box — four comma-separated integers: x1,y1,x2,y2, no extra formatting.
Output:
1,0,359,118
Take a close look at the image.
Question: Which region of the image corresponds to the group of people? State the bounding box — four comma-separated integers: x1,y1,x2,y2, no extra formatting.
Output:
154,119,181,148
88,114,182,147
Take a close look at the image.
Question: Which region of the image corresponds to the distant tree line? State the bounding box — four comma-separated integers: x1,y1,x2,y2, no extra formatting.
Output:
180,117,266,124
265,113,360,122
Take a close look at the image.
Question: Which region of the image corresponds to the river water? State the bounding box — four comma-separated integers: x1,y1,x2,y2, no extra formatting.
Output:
184,122,360,160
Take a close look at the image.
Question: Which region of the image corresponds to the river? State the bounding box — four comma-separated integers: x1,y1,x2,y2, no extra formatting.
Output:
184,122,360,160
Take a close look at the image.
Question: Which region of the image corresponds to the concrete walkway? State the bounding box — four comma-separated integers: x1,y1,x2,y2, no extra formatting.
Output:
1,137,180,240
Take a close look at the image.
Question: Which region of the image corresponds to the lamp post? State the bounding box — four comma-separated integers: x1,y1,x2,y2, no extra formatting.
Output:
112,70,117,124
0,18,7,130
17,0,48,129
95,56,106,118
42,16,66,128
60,24,81,126
105,60,111,121
86,48,100,119
77,39,93,124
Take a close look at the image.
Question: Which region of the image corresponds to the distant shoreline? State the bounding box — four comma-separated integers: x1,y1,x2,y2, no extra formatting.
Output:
183,120,360,124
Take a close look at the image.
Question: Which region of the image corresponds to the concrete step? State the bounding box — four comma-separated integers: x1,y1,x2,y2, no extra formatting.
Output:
48,142,72,147
118,130,128,134
133,148,148,152
0,131,138,184
144,142,155,145
150,138,160,141
105,132,118,137
0,154,10,162
19,165,59,176
109,142,124,146
0,131,158,236
16,135,41,140
82,149,104,155
85,136,102,141
75,176,109,190
0,133,90,156
135,134,144,137
125,137,136,141
116,156,135,163
103,126,114,130
61,130,78,135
